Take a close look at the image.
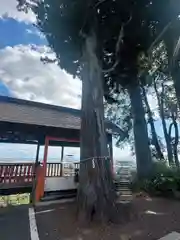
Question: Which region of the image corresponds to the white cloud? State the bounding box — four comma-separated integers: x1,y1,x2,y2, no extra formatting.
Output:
0,0,36,23
0,44,81,109
26,28,45,39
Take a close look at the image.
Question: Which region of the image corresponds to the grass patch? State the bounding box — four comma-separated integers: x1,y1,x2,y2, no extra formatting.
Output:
0,193,30,207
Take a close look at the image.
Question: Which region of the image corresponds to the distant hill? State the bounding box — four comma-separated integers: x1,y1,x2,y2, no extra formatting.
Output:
114,159,136,170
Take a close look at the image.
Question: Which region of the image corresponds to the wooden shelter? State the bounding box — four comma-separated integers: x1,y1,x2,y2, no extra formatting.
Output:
0,96,123,198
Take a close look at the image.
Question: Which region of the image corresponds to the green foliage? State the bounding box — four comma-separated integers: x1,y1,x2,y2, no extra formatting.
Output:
0,194,30,207
131,161,180,198
18,0,180,92
105,92,133,148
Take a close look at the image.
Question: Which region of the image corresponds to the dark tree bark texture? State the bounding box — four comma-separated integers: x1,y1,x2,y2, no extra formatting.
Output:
154,80,174,165
77,31,116,223
173,118,179,168
169,114,179,168
128,84,152,179
142,86,164,160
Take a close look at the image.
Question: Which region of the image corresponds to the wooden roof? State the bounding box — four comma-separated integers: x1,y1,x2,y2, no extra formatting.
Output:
0,96,123,135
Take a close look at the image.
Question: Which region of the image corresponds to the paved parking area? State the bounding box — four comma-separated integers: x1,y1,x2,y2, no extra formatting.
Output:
35,204,62,240
0,205,31,240
1,198,180,240
0,199,73,240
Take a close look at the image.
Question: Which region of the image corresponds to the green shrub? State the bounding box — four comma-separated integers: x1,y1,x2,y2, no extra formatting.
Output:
130,161,180,198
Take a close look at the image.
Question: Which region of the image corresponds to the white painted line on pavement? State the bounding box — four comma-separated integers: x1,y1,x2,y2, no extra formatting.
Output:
29,207,40,240
36,209,55,215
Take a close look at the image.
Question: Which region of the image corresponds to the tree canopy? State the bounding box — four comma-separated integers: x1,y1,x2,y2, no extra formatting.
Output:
18,1,179,82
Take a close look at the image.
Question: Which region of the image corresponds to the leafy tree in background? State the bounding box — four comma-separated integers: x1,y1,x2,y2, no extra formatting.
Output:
105,91,132,147
153,73,174,165
147,39,180,167
165,84,179,168
141,85,165,160
146,0,180,107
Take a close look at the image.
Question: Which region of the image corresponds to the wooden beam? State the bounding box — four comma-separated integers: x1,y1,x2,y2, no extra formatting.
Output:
60,146,64,177
46,136,80,143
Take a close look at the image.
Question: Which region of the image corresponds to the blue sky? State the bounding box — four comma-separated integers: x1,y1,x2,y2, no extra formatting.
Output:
0,18,47,49
0,1,171,164
0,82,12,96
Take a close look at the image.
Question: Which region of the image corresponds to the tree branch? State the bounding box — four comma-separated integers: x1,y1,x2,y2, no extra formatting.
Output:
94,0,109,8
148,21,172,55
172,36,180,63
168,122,174,138
102,15,132,74
102,25,124,73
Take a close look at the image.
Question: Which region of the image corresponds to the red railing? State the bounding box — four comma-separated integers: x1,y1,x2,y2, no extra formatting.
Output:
0,163,35,185
0,162,80,187
46,162,80,177
46,163,62,177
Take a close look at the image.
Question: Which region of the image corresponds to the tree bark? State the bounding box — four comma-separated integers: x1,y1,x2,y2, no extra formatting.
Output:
141,86,164,160
77,30,116,222
161,116,173,165
128,84,153,179
173,119,179,168
169,114,180,168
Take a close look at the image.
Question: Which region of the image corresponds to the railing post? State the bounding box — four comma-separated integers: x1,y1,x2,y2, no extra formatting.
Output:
60,146,64,177
41,136,49,197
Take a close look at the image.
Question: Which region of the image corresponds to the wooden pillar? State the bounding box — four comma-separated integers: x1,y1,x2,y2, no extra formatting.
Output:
42,136,49,197
35,142,40,166
60,146,64,176
31,141,40,204
43,136,49,168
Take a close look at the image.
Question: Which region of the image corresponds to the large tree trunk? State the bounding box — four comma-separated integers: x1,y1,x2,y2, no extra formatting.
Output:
141,86,164,160
128,84,153,178
77,30,116,222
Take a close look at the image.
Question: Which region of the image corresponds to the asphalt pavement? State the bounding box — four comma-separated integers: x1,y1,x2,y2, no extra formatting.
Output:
0,205,31,240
